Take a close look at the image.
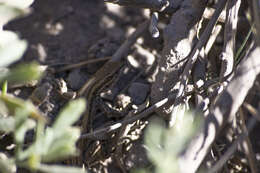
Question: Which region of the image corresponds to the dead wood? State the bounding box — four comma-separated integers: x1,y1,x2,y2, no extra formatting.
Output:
207,117,257,173
105,0,182,13
178,43,260,173
219,0,241,83
249,0,260,45
150,0,207,120
168,0,226,127
239,108,258,173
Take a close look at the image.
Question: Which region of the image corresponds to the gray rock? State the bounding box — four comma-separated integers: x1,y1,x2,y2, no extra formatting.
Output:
128,82,150,105
66,69,88,90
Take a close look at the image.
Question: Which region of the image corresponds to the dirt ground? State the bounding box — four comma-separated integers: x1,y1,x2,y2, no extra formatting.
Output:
4,0,260,173
7,0,146,64
5,0,157,172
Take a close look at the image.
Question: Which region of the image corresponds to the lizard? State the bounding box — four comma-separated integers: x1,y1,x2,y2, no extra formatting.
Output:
78,60,123,134
76,20,149,165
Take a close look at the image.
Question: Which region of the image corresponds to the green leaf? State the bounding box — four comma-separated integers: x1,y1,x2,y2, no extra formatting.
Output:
0,5,26,27
14,108,36,161
0,0,34,9
2,80,7,95
37,164,86,173
0,94,46,121
0,99,8,116
143,111,202,173
16,99,84,165
27,153,40,170
0,116,14,133
15,117,36,144
144,118,165,163
0,63,42,85
0,153,16,173
16,121,45,162
0,31,27,67
132,169,148,173
42,128,80,162
52,99,85,135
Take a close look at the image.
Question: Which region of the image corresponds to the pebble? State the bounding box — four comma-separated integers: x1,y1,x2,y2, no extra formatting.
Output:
29,82,53,106
115,94,131,109
66,69,88,90
128,82,150,105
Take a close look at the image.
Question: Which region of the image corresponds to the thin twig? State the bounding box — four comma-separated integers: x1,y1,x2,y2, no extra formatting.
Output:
243,102,260,122
111,20,149,62
203,7,226,23
219,0,241,82
251,0,260,45
205,24,222,55
179,42,260,173
151,0,207,118
207,117,257,173
149,12,159,38
235,26,253,65
54,56,112,73
80,93,186,139
78,20,149,96
239,108,258,173
114,111,133,173
172,0,227,117
105,0,177,13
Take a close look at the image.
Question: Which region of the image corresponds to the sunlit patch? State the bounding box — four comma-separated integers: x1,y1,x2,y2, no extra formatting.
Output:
36,43,47,62
100,15,116,28
126,26,136,37
135,44,155,65
137,37,144,44
45,22,63,36
105,3,124,17
195,79,204,88
160,67,166,72
176,38,191,57
127,55,140,68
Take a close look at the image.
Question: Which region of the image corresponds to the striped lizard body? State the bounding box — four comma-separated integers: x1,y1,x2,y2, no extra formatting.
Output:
77,60,123,164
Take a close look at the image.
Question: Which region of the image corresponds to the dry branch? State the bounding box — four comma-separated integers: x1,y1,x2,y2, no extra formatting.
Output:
178,43,260,173
250,0,260,45
105,0,181,13
219,0,241,82
172,0,227,121
151,0,207,120
207,117,257,173
239,108,258,173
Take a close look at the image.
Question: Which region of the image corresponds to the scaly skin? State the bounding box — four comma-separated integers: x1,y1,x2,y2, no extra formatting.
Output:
77,60,123,164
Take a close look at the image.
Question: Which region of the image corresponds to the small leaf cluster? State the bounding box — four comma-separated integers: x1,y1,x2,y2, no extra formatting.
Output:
0,1,87,172
0,95,86,173
137,109,202,173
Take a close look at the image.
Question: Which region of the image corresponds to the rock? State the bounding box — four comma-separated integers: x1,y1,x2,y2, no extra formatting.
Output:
29,82,53,106
54,78,68,94
128,82,150,105
115,94,131,109
66,69,88,90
